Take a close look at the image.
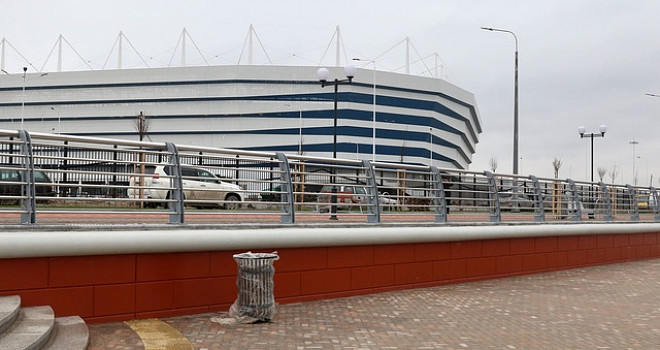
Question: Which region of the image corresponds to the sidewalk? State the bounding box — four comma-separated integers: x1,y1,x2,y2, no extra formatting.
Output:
88,259,660,349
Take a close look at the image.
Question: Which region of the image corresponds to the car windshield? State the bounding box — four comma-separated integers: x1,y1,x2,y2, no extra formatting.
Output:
34,171,50,182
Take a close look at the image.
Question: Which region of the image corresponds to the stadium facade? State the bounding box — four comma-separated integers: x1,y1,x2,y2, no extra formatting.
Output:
0,65,481,169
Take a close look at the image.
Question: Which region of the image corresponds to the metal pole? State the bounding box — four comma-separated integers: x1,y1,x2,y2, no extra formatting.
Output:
481,27,519,175
372,64,376,162
513,48,519,175
590,134,594,183
331,81,338,220
21,66,27,129
333,81,338,159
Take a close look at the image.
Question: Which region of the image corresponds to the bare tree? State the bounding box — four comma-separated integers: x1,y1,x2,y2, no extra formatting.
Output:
597,167,607,182
489,157,498,173
552,157,562,178
134,111,150,141
609,166,618,183
134,111,150,207
551,157,563,218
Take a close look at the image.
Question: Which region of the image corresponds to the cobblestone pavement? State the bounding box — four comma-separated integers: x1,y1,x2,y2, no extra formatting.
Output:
89,259,660,349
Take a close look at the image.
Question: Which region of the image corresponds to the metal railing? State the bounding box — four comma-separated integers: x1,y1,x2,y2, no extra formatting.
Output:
1,129,658,225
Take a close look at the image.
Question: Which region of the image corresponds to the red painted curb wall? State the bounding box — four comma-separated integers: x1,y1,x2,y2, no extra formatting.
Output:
1,232,658,323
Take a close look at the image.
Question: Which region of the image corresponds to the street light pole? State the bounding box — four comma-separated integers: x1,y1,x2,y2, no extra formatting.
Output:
481,27,519,175
21,66,27,129
285,103,303,155
50,106,61,134
352,58,377,162
578,125,608,183
630,140,639,185
317,66,356,220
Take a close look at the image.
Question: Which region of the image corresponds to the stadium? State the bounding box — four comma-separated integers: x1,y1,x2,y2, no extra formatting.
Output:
0,64,481,170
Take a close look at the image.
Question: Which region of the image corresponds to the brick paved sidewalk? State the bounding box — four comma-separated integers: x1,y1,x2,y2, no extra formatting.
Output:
89,259,660,349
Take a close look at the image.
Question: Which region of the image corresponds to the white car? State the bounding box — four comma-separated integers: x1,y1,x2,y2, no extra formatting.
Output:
128,164,243,209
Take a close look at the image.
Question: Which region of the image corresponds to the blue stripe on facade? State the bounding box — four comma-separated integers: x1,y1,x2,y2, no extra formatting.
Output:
72,126,464,168
3,76,477,169
0,76,480,132
13,107,471,164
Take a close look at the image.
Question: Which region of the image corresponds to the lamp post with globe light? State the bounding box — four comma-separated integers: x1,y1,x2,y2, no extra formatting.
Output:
578,124,608,183
317,65,356,220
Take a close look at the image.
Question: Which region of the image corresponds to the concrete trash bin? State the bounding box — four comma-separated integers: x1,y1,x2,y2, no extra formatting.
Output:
229,251,279,323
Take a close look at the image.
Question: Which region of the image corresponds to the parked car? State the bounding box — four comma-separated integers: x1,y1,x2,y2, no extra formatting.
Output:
127,164,243,209
498,191,535,209
260,185,283,202
317,185,366,213
378,191,398,211
317,185,397,212
0,165,56,204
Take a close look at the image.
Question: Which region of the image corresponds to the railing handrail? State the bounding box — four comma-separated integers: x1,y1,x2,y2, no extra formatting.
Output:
0,129,657,226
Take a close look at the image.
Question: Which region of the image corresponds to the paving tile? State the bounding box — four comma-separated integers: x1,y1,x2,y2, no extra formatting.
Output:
89,258,660,349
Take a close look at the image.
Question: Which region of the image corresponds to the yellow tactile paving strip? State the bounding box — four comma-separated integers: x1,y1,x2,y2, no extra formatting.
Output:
125,319,193,350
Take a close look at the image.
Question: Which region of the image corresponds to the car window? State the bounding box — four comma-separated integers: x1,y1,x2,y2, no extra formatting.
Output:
197,170,217,183
355,187,366,195
34,171,50,182
0,169,19,182
181,168,197,178
143,166,156,175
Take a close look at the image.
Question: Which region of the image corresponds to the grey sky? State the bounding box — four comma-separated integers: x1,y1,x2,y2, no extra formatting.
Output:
2,0,659,185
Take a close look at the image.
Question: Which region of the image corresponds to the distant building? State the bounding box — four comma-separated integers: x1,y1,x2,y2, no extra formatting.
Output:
0,65,481,169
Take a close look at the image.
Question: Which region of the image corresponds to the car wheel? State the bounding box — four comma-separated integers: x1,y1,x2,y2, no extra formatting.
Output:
224,194,240,210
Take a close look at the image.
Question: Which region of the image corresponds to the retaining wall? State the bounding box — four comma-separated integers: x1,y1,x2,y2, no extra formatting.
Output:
1,224,659,323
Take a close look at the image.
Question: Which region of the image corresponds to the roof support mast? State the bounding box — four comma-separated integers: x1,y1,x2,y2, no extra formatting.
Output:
335,26,341,66
405,37,410,75
1,39,5,71
181,28,187,66
57,35,63,72
118,32,123,69
248,24,253,65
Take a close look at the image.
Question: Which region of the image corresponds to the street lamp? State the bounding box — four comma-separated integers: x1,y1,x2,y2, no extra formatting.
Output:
352,58,377,162
481,27,519,175
317,65,356,220
578,124,607,183
3,67,47,130
429,127,433,165
630,140,639,185
50,106,61,134
284,103,303,155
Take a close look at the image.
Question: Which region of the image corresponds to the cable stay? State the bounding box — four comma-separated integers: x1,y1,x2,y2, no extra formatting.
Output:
237,24,272,65
168,27,209,67
40,35,94,72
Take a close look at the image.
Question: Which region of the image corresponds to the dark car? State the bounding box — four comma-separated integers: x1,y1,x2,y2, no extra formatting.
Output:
260,185,283,202
0,166,56,204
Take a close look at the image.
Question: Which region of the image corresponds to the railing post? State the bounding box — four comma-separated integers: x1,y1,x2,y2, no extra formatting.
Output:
485,171,500,222
276,153,295,224
166,142,185,225
598,182,613,222
18,130,36,225
626,185,639,222
651,187,660,222
430,166,447,223
362,160,380,223
529,175,545,222
566,179,582,222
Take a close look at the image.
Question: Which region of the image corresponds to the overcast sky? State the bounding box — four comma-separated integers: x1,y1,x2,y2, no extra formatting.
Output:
2,0,660,185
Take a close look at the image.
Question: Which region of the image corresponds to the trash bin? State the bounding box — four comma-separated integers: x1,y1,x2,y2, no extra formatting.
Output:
229,251,279,323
